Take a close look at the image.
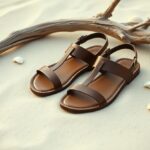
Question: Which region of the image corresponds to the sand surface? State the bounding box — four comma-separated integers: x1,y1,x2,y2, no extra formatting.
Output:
0,0,150,150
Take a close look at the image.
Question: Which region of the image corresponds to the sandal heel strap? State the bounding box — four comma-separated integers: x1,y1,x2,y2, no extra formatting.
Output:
76,32,109,55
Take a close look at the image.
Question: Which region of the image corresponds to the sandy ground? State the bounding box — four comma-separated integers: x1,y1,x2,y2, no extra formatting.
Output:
0,0,150,150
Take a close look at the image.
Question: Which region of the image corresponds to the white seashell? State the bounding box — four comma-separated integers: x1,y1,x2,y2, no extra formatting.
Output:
13,56,24,64
144,81,150,89
128,17,143,23
147,104,150,111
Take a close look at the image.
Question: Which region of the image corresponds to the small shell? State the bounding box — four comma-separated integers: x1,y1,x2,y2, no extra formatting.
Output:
147,104,150,111
13,56,24,64
128,17,143,23
144,81,150,89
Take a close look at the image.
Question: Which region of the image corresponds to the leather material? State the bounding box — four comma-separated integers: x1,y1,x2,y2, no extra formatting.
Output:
103,44,137,68
100,59,133,83
68,84,106,105
60,44,140,113
71,44,96,67
37,66,62,89
30,32,109,96
76,32,108,56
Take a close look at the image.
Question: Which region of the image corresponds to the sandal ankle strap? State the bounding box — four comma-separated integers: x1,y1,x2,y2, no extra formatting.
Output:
76,32,109,56
103,44,137,68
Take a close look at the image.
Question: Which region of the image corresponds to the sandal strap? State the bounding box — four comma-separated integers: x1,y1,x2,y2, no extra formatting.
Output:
76,32,108,55
84,44,137,85
68,84,106,105
70,33,108,67
53,32,108,70
101,59,133,83
85,56,133,84
71,44,97,67
101,44,137,83
52,43,76,70
36,33,109,89
103,44,137,68
37,66,62,89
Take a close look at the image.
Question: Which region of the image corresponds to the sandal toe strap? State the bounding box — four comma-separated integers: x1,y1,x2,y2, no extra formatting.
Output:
37,66,62,89
67,84,106,105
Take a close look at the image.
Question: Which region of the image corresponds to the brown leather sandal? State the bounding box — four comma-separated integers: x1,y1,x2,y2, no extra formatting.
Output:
30,33,108,96
60,44,140,113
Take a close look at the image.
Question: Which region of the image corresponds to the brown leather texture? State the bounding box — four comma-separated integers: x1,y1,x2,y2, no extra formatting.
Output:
30,33,108,96
60,44,140,113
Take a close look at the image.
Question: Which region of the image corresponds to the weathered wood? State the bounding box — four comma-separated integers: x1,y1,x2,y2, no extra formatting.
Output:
0,0,149,55
96,0,120,19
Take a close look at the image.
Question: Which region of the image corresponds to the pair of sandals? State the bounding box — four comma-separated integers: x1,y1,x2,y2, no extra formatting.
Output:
30,33,140,113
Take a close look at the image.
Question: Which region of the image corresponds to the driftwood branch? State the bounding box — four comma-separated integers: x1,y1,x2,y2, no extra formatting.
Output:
128,19,150,31
96,0,120,19
0,0,150,55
